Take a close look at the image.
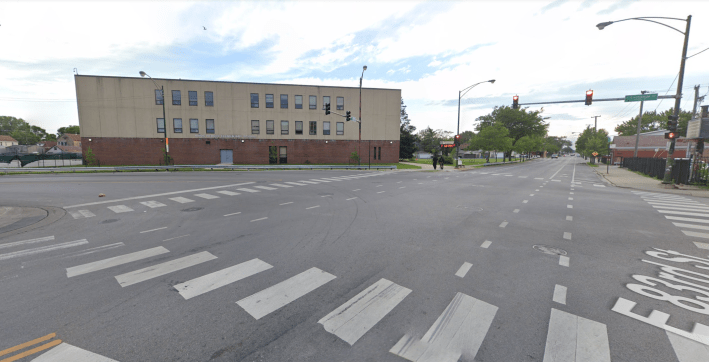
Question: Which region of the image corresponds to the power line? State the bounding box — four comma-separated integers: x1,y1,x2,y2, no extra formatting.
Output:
654,72,679,112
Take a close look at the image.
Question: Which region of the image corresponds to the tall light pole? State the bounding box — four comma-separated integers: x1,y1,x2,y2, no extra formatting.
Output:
597,15,692,184
457,79,495,168
139,71,168,165
633,91,648,158
359,65,366,166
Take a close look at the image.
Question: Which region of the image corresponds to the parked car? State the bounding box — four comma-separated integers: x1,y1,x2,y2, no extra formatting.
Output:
551,154,558,159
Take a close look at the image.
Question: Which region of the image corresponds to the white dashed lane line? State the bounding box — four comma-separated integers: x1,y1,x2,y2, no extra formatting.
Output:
140,227,167,234
224,212,241,217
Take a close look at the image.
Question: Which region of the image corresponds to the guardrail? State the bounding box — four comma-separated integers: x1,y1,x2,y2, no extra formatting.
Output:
0,164,396,173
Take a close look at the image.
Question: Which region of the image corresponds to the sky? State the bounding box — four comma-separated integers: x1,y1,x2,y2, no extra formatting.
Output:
1,0,708,146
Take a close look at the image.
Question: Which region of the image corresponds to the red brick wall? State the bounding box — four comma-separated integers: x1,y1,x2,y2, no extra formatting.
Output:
82,137,399,165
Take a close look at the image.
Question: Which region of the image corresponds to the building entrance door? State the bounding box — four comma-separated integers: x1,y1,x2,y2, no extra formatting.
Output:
220,149,233,164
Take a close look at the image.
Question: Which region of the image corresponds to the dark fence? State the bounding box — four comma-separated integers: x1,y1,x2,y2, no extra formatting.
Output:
0,153,82,167
621,157,691,184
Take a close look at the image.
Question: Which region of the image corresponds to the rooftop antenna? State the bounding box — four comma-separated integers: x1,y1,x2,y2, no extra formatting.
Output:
73,68,78,75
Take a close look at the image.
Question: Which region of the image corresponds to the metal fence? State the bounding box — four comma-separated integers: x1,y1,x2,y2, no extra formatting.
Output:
621,157,692,184
0,164,396,174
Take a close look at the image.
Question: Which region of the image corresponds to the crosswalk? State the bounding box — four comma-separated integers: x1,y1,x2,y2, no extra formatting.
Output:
632,191,709,244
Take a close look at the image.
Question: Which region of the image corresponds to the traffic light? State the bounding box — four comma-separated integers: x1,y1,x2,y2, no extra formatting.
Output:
585,90,593,106
325,103,330,115
512,95,519,109
697,140,705,154
454,134,461,146
346,111,351,121
667,115,678,132
664,132,678,140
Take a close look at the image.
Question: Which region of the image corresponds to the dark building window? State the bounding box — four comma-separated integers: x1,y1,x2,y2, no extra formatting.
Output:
295,95,303,109
295,121,303,135
251,93,259,108
323,121,330,135
189,91,198,106
373,146,377,160
266,94,274,108
266,120,274,135
205,91,214,106
336,97,344,110
379,147,382,160
336,122,344,135
173,118,182,133
309,121,317,135
190,119,199,133
155,89,164,105
172,90,181,105
280,94,288,108
157,118,165,133
309,95,317,110
322,96,330,110
279,146,287,164
206,119,215,134
281,120,289,135
251,120,260,134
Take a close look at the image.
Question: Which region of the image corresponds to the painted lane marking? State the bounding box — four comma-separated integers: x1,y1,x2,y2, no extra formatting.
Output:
513,209,520,213
0,239,88,261
0,236,54,250
519,176,528,178
175,258,273,300
682,230,709,239
542,308,610,362
224,212,241,217
647,201,705,208
659,210,709,218
169,197,194,204
593,184,606,187
346,197,357,201
665,216,709,224
163,234,189,242
559,255,570,267
253,186,278,191
236,188,260,193
216,190,240,196
319,278,411,345
653,205,709,212
499,221,508,228
306,205,321,210
530,194,535,196
455,262,473,277
107,205,133,213
535,178,544,180
552,179,561,182
389,292,497,362
523,200,529,203
279,202,293,205
69,210,95,219
535,189,540,192
377,191,386,194
64,182,255,209
564,232,572,240
140,201,166,208
666,330,709,362
30,342,118,362
270,183,293,188
481,240,492,248
285,182,307,186
298,181,318,184
35,242,125,262
115,251,217,287
570,192,574,195
397,181,402,183
140,227,167,234
566,216,573,221
568,205,573,209
553,285,567,305
66,246,170,278
568,197,573,201
0,333,58,360
376,185,383,187
549,164,565,179
311,179,331,183
694,242,709,250
237,267,336,320
673,223,709,231
352,189,361,191
399,186,406,189
250,217,268,222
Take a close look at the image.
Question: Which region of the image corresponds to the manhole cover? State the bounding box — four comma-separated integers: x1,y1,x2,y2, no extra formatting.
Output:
100,219,118,224
181,207,203,212
533,245,567,256
455,205,483,211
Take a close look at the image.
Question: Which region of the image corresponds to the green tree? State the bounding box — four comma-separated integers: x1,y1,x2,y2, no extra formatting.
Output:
514,135,542,161
57,125,80,136
614,108,692,136
459,130,475,144
417,127,439,155
399,98,418,159
468,123,513,162
475,106,549,160
575,126,609,163
0,116,53,145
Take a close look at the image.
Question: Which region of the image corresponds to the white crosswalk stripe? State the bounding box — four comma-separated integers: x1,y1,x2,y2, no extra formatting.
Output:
298,181,319,184
194,193,219,199
285,182,307,186
390,292,497,362
69,209,95,219
107,205,133,213
667,330,709,362
542,308,611,362
115,251,217,287
216,190,240,196
0,236,54,250
665,216,709,224
31,342,118,362
311,179,331,183
270,183,293,188
319,278,411,345
169,197,194,204
253,185,278,190
174,258,273,300
659,210,709,218
682,230,709,239
66,246,170,278
652,205,709,212
0,239,88,261
236,267,336,320
140,201,166,208
694,242,709,249
455,262,473,277
673,223,709,231
236,188,260,193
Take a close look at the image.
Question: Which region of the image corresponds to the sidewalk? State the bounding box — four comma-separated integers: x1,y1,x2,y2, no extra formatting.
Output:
399,162,459,172
591,164,709,198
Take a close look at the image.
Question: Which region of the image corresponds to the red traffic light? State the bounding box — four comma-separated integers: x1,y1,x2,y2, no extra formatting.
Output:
665,132,678,139
512,95,519,101
512,95,519,109
585,89,593,106
586,90,593,96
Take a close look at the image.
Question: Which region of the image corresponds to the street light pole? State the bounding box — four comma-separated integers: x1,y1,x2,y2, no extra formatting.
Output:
140,71,168,165
457,79,495,168
359,65,366,167
633,91,647,158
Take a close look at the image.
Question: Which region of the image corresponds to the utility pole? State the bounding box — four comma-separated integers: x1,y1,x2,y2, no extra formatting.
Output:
633,91,647,158
691,85,701,119
592,115,601,132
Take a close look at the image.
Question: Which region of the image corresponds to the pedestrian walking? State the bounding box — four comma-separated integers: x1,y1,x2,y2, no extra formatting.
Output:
439,155,445,170
432,156,437,170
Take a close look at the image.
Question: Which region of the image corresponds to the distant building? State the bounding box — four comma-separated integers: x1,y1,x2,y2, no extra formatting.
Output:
57,133,81,147
46,145,82,155
0,135,18,147
612,130,695,161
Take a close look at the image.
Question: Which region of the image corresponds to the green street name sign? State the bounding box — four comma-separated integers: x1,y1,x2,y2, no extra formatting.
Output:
624,93,658,102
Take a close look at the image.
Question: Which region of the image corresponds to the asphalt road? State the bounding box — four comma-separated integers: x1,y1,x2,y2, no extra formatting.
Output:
2,158,709,361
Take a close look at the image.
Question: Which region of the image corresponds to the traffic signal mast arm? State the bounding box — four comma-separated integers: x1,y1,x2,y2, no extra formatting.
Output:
515,94,676,107
324,103,357,121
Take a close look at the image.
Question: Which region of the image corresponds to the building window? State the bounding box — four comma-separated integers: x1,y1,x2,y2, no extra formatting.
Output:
296,121,303,135
373,146,377,160
337,97,344,110
309,95,317,110
251,120,260,134
280,94,288,108
281,121,289,135
309,121,317,135
336,122,344,135
205,91,214,106
189,91,198,106
322,96,330,110
206,119,215,134
157,118,165,133
155,89,164,105
172,90,181,105
173,118,182,133
295,95,303,109
279,146,287,164
190,119,199,133
266,120,274,135
265,94,274,108
251,93,259,108
379,147,382,160
323,121,330,135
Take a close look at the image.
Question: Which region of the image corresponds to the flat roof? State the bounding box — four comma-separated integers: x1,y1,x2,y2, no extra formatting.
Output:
75,74,400,92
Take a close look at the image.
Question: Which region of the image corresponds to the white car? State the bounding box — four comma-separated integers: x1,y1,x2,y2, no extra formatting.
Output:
551,154,558,159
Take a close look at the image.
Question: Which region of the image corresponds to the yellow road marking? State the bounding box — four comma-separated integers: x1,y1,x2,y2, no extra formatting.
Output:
0,333,55,357
0,339,61,362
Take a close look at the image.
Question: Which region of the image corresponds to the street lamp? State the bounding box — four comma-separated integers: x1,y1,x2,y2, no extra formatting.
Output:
597,15,691,184
457,79,495,168
359,65,366,167
140,71,169,165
